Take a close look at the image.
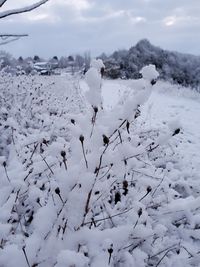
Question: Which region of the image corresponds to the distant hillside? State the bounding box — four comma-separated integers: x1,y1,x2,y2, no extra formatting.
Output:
100,39,200,89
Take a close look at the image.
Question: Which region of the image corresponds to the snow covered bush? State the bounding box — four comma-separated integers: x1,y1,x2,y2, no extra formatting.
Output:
0,63,199,267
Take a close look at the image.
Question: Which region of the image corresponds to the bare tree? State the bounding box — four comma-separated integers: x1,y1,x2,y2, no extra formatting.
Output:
0,0,49,45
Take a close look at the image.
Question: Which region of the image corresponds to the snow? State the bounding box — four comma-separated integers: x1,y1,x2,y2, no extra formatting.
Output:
0,67,200,267
85,67,102,106
90,79,200,175
84,58,105,107
55,250,89,267
90,58,105,70
139,64,159,81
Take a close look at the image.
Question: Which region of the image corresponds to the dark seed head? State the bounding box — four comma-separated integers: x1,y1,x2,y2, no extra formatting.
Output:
172,128,180,136
103,134,109,145
114,191,121,204
123,180,128,189
147,186,152,193
138,208,142,217
24,232,29,237
108,248,113,254
43,138,48,145
60,150,66,158
79,135,84,143
93,106,98,113
151,79,157,86
55,187,60,195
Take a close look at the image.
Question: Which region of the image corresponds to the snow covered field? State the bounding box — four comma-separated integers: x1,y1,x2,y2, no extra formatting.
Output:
1,69,200,267
103,80,200,180
83,78,200,180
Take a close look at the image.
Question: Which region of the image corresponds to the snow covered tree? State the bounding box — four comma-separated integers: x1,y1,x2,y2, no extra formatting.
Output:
103,39,200,88
0,50,16,68
33,55,41,63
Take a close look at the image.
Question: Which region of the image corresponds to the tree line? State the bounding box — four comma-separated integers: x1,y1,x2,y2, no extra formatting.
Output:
100,39,200,89
1,39,200,89
0,51,91,75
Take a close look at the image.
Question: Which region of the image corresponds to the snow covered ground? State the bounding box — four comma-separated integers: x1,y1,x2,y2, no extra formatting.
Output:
82,78,200,178
1,71,200,267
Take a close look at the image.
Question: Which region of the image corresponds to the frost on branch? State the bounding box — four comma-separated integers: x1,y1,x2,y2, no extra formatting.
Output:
0,65,199,267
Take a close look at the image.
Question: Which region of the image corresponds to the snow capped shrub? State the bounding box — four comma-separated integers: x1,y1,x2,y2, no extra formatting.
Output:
85,68,102,107
90,58,105,71
0,65,198,267
85,59,105,107
140,64,159,81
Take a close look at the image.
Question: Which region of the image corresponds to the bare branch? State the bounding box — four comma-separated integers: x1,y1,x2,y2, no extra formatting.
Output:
0,34,28,38
0,34,28,45
0,0,49,19
0,0,7,8
0,37,19,45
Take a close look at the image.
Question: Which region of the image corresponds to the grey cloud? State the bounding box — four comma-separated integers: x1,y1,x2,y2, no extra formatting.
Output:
0,0,200,58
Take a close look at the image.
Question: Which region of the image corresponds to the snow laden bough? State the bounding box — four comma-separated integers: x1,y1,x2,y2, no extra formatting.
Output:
0,63,198,267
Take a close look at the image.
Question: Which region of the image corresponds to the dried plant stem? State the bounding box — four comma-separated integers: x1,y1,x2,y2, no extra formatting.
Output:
95,144,108,177
81,142,88,169
90,108,98,137
40,154,54,174
155,249,172,267
139,190,151,202
109,119,127,139
152,173,166,197
149,244,177,259
30,142,39,161
83,206,134,226
3,164,10,182
22,246,31,267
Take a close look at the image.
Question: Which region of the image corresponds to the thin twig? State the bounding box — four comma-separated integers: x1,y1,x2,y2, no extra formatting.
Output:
3,163,10,182
81,142,88,169
95,144,109,177
109,119,127,139
83,207,134,226
152,173,166,197
155,249,172,267
40,154,54,175
30,142,39,161
149,244,177,259
22,246,31,267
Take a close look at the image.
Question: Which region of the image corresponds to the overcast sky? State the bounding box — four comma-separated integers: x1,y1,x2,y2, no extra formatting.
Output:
1,0,200,58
